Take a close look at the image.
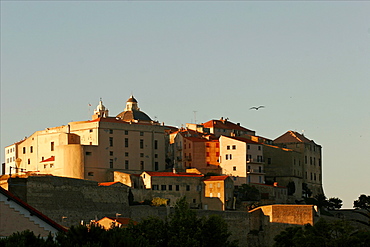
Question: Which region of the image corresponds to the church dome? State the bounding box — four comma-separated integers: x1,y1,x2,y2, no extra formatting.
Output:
116,95,152,122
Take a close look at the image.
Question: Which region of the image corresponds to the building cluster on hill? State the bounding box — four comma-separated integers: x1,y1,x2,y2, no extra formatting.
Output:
2,95,324,210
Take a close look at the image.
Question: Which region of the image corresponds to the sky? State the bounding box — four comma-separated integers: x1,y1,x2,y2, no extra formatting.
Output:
1,1,369,209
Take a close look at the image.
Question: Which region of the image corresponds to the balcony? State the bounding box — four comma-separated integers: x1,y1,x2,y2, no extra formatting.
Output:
247,169,265,174
176,156,182,161
247,158,264,163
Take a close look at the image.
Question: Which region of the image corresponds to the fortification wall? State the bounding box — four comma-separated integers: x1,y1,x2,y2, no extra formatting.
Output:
8,176,130,227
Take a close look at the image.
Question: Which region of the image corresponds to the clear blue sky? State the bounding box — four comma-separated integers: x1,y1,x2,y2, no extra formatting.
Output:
1,1,369,208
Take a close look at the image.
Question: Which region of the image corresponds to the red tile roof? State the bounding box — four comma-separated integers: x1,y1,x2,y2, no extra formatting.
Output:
144,171,203,177
40,156,55,163
98,181,121,186
203,119,254,132
274,131,316,144
223,136,261,144
183,136,208,142
0,187,67,232
204,176,229,181
103,217,137,225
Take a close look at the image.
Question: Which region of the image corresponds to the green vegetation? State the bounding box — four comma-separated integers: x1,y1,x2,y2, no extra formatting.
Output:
151,197,168,207
0,197,237,247
353,194,370,227
274,218,370,247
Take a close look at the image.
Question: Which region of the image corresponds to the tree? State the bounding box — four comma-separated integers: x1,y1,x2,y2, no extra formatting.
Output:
302,183,312,198
328,197,343,210
353,194,370,227
274,218,370,247
314,193,329,209
354,194,370,212
0,230,56,247
237,184,260,201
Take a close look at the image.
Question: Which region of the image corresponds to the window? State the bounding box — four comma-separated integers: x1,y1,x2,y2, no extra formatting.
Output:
125,160,129,169
154,140,158,150
314,173,316,181
44,164,47,169
233,166,236,171
51,142,54,151
90,129,93,133
125,138,129,147
140,139,144,149
217,183,220,188
176,185,180,191
50,164,54,168
257,155,263,162
23,147,26,154
154,154,158,158
267,158,271,164
232,145,236,150
186,185,190,191
109,129,113,134
209,183,213,188
109,137,113,147
125,152,129,157
86,152,92,156
41,157,44,161
227,145,230,150
28,159,30,164
259,166,262,172
109,159,113,168
161,185,166,190
6,158,9,163
206,152,210,157
216,152,219,157
226,154,229,160
197,185,202,191
125,130,128,135
189,143,191,148
216,143,219,148
152,185,159,190
230,154,232,160
310,173,313,180
88,172,94,176
110,151,113,156
217,193,221,198
210,193,213,198
169,185,172,191
258,146,261,151
193,199,196,203
305,156,307,164
140,132,144,136
140,161,144,170
247,145,250,149
155,162,159,171
30,146,33,153
310,157,312,165
314,158,316,166
140,153,144,157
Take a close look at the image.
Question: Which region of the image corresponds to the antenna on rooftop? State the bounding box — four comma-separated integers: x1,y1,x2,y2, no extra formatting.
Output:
193,110,197,124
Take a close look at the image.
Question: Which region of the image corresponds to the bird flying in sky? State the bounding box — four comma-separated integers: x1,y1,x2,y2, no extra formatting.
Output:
250,106,265,110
